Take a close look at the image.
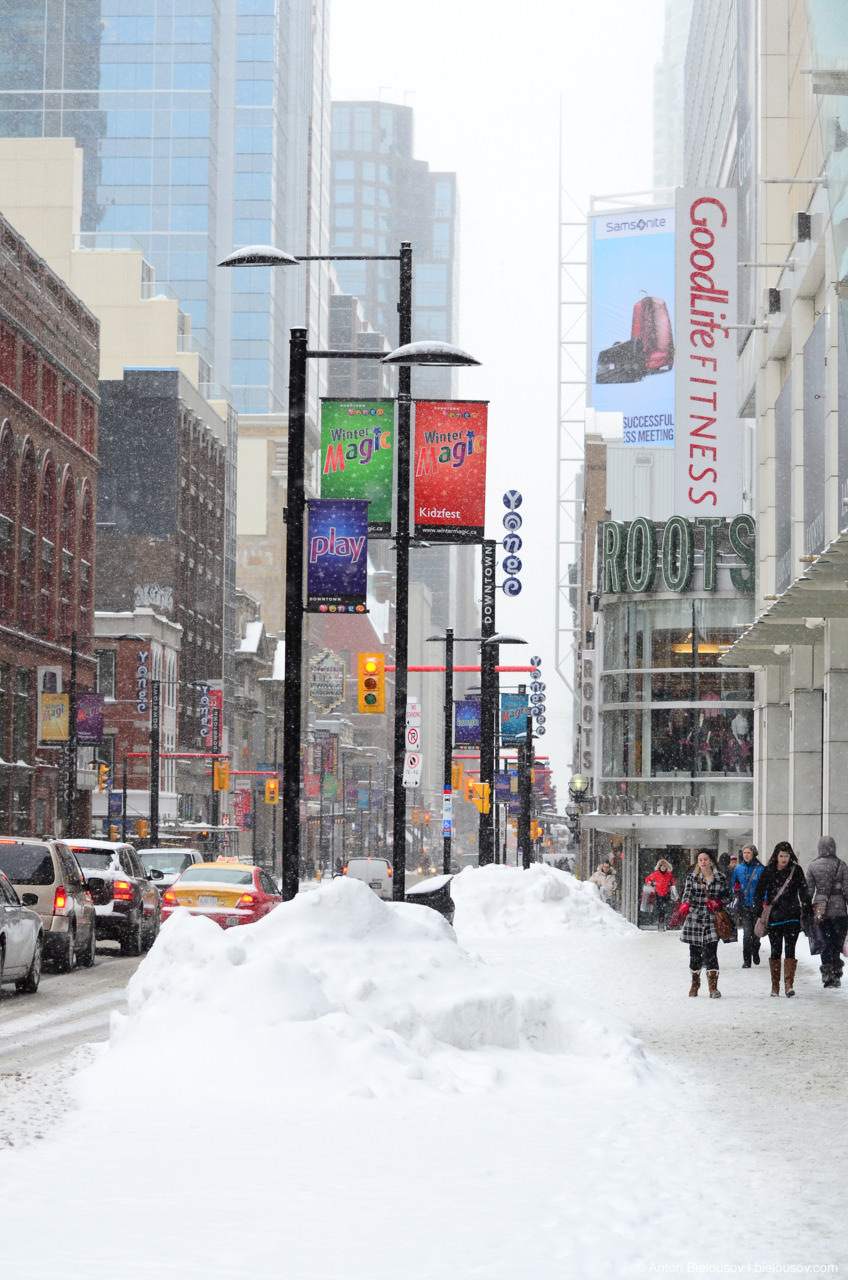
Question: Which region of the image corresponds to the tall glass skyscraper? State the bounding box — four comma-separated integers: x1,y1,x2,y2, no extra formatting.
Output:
0,0,332,413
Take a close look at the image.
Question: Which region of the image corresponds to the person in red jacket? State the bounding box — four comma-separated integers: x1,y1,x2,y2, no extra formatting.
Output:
645,858,677,931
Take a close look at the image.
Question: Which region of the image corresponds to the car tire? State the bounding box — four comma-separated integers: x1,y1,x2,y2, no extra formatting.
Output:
121,918,143,957
56,926,77,974
79,923,97,968
17,935,43,995
142,907,160,951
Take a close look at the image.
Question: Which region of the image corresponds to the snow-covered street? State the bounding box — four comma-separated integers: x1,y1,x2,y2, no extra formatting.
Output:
1,866,846,1278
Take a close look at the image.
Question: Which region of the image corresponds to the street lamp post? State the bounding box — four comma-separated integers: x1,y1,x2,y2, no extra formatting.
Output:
65,630,78,837
219,243,478,901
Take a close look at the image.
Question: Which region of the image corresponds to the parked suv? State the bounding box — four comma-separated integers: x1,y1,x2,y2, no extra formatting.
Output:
138,847,206,892
342,856,393,900
66,839,160,955
0,836,96,971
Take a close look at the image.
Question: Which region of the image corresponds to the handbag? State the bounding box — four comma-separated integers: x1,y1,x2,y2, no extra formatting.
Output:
714,907,735,942
809,922,827,956
813,864,842,923
640,884,655,911
668,901,685,930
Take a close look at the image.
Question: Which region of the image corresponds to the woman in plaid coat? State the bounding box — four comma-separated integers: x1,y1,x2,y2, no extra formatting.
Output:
678,849,729,999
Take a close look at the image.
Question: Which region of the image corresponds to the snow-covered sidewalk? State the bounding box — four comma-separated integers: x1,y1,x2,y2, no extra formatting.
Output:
1,866,846,1278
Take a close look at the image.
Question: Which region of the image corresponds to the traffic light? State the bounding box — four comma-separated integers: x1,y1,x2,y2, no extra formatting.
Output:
357,653,385,713
451,760,463,790
265,777,279,804
469,781,490,814
108,825,119,841
137,819,149,839
97,764,110,793
213,760,230,791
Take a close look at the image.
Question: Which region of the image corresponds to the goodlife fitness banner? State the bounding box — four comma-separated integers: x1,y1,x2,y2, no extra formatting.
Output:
413,401,488,542
674,188,743,516
589,206,676,446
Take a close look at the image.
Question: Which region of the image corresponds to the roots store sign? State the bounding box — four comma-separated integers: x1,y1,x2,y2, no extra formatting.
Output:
601,514,755,595
589,188,743,517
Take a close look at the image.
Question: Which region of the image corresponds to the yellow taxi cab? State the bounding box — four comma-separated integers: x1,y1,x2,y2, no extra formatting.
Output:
160,859,281,929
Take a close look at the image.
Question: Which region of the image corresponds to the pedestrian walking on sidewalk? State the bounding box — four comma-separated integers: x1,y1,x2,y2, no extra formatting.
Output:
732,843,764,968
590,859,617,906
805,835,848,989
754,841,811,997
645,858,677,930
678,849,729,999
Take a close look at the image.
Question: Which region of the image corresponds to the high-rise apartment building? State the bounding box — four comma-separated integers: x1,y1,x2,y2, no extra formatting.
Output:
0,0,332,414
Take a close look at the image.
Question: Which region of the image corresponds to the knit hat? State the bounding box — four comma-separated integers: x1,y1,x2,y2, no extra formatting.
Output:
818,835,837,858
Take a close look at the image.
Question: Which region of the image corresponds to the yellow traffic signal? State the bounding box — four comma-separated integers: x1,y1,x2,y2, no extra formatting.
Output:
109,825,119,841
451,760,463,790
97,763,110,793
357,652,385,713
265,777,279,804
137,819,149,839
470,781,491,815
213,760,230,791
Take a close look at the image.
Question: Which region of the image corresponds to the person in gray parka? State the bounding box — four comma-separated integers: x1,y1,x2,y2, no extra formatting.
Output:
805,835,848,988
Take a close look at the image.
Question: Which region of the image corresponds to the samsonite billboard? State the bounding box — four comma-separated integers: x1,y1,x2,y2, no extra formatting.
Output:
589,206,676,446
413,400,488,542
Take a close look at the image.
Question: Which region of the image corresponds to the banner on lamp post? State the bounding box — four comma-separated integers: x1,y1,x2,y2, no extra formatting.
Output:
76,692,105,745
319,399,394,535
413,400,488,542
306,499,369,613
454,699,482,748
500,692,529,745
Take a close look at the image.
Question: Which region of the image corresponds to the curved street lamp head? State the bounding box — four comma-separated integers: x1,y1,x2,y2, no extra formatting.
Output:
569,774,589,795
484,633,527,646
382,339,481,367
218,245,299,268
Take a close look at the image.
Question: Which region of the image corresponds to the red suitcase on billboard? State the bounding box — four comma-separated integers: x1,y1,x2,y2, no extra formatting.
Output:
631,296,674,374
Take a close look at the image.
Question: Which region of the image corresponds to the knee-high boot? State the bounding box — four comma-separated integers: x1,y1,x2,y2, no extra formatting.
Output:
769,956,781,997
784,956,797,997
707,970,721,998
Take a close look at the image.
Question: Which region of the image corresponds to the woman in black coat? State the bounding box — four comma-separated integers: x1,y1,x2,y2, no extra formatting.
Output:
754,840,811,998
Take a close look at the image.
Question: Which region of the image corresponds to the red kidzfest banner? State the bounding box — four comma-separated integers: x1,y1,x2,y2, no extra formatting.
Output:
413,401,488,543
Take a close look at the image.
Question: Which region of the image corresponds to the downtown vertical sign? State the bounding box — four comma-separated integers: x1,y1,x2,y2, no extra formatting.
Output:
413,401,488,542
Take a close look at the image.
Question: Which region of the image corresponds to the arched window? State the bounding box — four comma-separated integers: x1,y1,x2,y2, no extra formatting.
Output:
60,474,76,637
0,423,15,616
18,441,37,625
39,456,56,636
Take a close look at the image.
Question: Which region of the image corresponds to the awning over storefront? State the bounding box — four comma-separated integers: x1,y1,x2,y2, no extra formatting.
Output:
581,811,752,845
719,528,848,667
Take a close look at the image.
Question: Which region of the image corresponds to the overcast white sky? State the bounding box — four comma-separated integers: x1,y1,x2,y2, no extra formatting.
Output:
330,0,666,798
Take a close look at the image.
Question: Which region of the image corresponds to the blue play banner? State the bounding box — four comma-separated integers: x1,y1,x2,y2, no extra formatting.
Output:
454,699,482,747
306,499,369,613
500,692,529,745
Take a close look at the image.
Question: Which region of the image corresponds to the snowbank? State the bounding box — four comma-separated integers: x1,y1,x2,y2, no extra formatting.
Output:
452,861,634,938
74,872,645,1115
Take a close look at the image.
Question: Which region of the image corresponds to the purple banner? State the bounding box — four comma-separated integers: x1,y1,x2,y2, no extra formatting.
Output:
76,692,105,745
454,699,482,747
306,499,369,613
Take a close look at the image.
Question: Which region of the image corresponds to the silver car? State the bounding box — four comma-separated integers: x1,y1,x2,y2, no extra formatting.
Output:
0,869,43,994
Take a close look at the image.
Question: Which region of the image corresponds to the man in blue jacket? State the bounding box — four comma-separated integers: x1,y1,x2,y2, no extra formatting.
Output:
732,844,764,968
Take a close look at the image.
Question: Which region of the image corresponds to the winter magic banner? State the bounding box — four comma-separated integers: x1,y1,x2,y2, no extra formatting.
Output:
320,400,394,535
413,401,488,543
306,499,369,613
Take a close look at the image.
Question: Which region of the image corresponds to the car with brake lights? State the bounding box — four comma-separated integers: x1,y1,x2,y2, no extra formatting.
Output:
161,859,281,929
0,836,96,971
342,856,393,900
66,838,161,955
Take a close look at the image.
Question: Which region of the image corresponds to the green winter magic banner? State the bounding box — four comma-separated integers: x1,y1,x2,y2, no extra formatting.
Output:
320,399,394,535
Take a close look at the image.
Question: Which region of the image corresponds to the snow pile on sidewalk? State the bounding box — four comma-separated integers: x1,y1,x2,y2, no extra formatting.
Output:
75,873,645,1116
451,861,633,937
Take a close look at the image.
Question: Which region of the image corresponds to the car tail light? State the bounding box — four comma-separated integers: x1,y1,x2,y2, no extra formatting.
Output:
387,867,392,877
342,865,348,875
162,889,178,907
53,885,68,913
113,879,134,901
234,893,256,908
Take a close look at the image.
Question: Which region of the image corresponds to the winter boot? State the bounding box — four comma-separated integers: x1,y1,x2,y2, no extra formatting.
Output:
752,943,761,965
784,957,797,998
689,970,701,998
769,956,782,996
821,963,833,988
707,970,721,999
